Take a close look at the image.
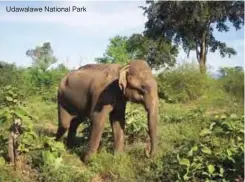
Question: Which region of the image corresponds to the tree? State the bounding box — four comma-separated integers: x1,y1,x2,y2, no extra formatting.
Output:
141,1,244,73
127,33,178,69
26,42,57,71
56,63,69,73
95,35,130,65
95,34,178,70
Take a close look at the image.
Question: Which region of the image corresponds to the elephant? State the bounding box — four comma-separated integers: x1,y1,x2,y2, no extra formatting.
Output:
55,59,159,163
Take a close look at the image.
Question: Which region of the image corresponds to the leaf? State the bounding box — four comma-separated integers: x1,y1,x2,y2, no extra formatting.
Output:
179,158,190,167
220,114,226,120
177,154,180,161
208,164,215,174
219,167,224,176
227,149,232,156
54,157,63,169
202,171,210,176
200,128,211,136
230,114,237,119
188,145,198,157
214,115,219,119
187,151,193,157
42,151,56,165
177,173,182,180
5,85,11,89
183,173,190,180
5,96,13,101
209,122,216,130
192,145,198,152
0,118,6,125
201,147,212,155
7,90,14,95
239,129,244,134
227,156,235,163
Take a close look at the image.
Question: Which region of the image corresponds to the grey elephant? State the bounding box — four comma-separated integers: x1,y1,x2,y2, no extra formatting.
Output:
55,60,159,163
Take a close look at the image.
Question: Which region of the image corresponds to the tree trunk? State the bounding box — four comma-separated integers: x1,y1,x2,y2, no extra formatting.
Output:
199,55,206,74
198,32,208,74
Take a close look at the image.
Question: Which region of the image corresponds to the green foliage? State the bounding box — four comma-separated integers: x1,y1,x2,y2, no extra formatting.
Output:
0,85,38,154
95,35,131,65
22,64,68,102
218,66,244,101
125,103,148,143
87,152,135,181
26,42,57,71
0,61,19,88
142,1,244,73
176,114,244,181
127,33,178,70
95,34,178,69
0,85,26,128
157,63,210,103
0,62,32,99
0,57,243,182
29,68,53,89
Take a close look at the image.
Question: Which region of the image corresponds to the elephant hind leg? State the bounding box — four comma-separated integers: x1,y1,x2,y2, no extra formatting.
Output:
67,116,83,148
55,103,74,141
55,126,67,141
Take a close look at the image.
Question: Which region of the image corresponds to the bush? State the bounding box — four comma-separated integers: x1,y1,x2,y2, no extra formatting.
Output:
176,113,244,181
157,63,210,103
0,61,19,88
125,103,148,143
137,112,244,182
218,66,244,101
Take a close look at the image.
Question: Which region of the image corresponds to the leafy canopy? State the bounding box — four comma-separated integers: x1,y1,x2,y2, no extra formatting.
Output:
26,42,57,71
141,1,244,72
95,34,178,70
95,36,130,65
127,33,178,69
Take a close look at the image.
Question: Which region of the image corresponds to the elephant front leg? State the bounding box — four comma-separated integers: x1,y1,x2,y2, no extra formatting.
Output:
109,101,126,153
83,105,112,163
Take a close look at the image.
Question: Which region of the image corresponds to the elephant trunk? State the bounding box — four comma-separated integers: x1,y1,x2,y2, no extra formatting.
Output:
144,85,159,157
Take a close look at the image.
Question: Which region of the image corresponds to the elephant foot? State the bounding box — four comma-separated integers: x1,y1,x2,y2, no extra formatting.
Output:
66,139,75,149
81,152,91,165
144,141,156,158
81,149,96,164
81,154,89,165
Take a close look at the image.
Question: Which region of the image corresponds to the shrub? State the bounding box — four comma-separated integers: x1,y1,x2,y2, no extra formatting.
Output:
157,63,210,103
176,113,244,181
218,66,244,101
0,61,19,88
137,112,244,182
125,103,148,143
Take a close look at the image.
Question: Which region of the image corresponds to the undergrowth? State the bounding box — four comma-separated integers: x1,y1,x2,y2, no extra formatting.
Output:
0,63,243,182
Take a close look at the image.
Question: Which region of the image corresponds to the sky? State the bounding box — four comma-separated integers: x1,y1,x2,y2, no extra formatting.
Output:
0,1,244,72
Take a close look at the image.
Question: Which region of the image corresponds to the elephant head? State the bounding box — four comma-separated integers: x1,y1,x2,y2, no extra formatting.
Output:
119,60,159,157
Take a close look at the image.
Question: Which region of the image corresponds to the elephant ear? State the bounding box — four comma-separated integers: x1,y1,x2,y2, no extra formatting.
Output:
119,65,129,93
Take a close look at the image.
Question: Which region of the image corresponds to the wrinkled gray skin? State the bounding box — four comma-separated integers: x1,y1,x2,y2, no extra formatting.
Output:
55,60,159,163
